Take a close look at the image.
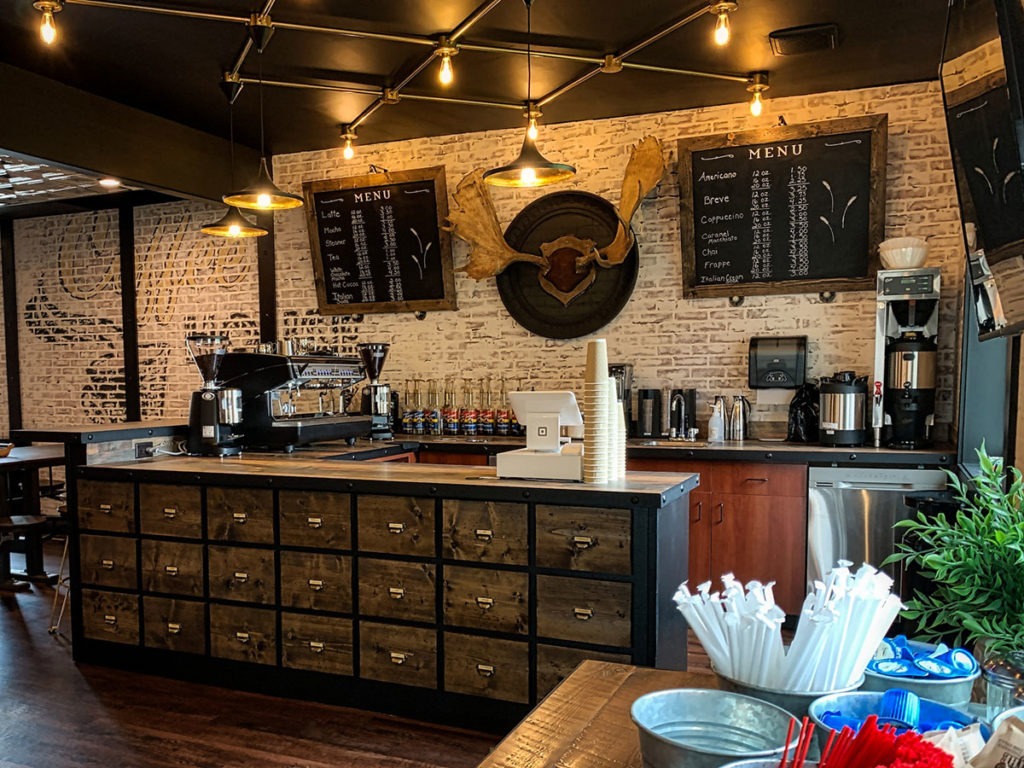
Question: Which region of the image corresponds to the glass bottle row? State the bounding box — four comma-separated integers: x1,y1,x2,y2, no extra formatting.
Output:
399,378,524,437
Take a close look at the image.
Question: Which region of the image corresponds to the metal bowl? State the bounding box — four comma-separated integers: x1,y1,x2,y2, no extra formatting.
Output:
992,704,1024,731
861,639,980,707
715,670,865,719
0,443,12,458
631,688,799,768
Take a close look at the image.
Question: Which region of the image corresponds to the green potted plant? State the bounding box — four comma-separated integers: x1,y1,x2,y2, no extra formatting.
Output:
885,443,1024,655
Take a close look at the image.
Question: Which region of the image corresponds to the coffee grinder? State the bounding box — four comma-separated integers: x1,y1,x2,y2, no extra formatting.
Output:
357,342,393,440
186,333,243,456
871,267,941,448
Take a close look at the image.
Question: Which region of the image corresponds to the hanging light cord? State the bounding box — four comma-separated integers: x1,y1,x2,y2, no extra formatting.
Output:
228,103,236,188
258,51,266,157
526,0,532,107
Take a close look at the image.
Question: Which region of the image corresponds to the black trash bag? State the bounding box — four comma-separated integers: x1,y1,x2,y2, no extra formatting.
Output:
786,383,820,443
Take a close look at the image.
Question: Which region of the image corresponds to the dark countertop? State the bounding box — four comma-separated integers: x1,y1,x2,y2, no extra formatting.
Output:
13,420,186,444
80,454,699,508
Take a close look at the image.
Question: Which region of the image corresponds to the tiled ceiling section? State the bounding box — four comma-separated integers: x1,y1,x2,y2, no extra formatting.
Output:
0,152,134,208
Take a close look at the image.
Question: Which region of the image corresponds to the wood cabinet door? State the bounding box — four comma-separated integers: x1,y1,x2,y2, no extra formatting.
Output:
140,540,204,597
281,613,353,676
209,604,277,665
711,462,807,497
207,487,274,544
688,490,713,587
79,534,138,589
81,589,139,645
442,499,528,565
359,558,436,622
535,505,631,575
359,622,437,688
143,596,206,655
207,545,276,605
711,493,807,614
279,490,350,550
444,633,529,703
78,479,135,533
535,575,632,647
357,495,435,557
442,565,528,634
418,449,488,466
279,551,352,612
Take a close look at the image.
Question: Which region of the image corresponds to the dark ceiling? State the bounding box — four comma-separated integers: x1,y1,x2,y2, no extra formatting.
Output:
0,0,949,201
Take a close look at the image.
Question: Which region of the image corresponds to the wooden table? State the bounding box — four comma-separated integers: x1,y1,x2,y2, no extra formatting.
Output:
0,445,65,586
478,661,721,768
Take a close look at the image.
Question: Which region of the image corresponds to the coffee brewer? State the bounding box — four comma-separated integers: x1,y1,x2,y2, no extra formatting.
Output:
358,342,393,440
608,363,634,436
871,268,941,448
186,333,243,456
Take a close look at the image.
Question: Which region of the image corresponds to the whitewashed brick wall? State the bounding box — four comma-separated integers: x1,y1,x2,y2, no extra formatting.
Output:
273,81,966,435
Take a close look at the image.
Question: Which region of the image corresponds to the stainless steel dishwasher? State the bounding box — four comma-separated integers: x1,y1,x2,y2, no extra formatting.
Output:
807,466,948,597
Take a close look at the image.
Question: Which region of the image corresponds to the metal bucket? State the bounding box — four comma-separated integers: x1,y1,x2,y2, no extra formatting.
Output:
715,671,865,720
631,689,799,768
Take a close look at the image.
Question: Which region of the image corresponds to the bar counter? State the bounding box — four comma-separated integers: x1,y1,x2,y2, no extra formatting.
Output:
69,454,697,730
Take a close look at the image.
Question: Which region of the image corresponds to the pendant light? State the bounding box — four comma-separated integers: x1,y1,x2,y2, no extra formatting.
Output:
747,72,769,117
33,0,62,45
483,0,575,188
223,15,303,211
203,77,268,238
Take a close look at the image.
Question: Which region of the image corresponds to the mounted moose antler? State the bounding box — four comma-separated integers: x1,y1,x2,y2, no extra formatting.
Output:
444,135,665,306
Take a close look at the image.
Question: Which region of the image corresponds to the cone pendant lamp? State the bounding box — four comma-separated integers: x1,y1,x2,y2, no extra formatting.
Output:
483,0,575,188
223,14,303,211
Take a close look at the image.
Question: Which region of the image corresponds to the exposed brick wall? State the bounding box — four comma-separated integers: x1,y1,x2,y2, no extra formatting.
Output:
273,81,965,435
0,81,968,439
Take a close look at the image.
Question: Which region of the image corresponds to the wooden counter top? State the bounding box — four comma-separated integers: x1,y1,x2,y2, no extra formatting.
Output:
82,454,698,507
480,660,720,768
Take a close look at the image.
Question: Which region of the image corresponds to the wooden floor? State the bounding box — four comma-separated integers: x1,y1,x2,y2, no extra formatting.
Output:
0,541,497,768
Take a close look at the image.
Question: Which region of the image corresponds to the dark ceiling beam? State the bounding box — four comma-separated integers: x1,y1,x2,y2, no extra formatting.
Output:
0,191,177,221
0,63,260,203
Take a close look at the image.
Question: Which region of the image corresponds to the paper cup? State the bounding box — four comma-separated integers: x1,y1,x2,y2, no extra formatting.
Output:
584,339,609,383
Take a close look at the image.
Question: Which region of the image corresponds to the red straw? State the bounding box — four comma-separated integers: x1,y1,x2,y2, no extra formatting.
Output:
778,717,797,768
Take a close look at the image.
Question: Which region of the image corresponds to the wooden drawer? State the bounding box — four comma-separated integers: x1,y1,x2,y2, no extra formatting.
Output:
711,462,806,497
207,487,274,544
138,484,201,538
536,505,631,575
536,575,631,647
80,589,139,645
358,495,435,557
442,499,527,565
78,479,134,533
140,540,204,596
442,565,528,634
143,596,206,655
279,551,352,612
281,612,353,676
535,645,632,698
359,558,436,623
279,490,350,550
444,633,528,703
79,534,137,589
359,622,436,688
208,545,275,604
209,604,277,665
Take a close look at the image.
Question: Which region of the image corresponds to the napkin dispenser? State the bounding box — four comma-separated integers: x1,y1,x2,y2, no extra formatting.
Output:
748,336,807,389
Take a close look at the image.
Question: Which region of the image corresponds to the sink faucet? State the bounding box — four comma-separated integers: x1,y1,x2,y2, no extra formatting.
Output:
669,393,686,440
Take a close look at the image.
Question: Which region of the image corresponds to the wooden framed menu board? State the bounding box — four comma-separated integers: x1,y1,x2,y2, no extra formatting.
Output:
678,115,887,298
303,166,457,314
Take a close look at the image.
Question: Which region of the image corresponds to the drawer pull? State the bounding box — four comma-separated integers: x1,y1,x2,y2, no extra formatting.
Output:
694,501,702,523
235,631,251,644
233,571,249,583
474,528,493,542
573,607,594,621
103,614,117,625
167,622,182,635
388,586,405,600
232,511,248,524
716,502,724,525
164,565,179,577
389,651,409,665
100,558,115,570
308,579,324,592
744,477,769,483
99,503,112,515
309,640,325,654
387,522,405,534
475,596,494,610
163,507,178,519
476,664,495,678
572,535,595,549
306,516,323,529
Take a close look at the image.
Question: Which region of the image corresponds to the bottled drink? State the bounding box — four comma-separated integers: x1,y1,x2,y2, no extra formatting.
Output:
400,378,415,434
495,378,511,436
411,379,425,435
442,378,460,435
478,378,495,436
460,378,479,436
425,380,442,435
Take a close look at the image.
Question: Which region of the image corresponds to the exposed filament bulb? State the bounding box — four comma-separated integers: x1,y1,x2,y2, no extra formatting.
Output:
439,54,454,85
527,117,539,141
714,12,730,45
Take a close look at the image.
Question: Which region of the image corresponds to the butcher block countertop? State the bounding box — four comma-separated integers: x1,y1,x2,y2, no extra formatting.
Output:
80,454,699,508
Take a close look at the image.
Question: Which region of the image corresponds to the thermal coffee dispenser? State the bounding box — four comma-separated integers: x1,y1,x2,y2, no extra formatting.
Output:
186,333,243,456
871,267,940,448
608,363,634,436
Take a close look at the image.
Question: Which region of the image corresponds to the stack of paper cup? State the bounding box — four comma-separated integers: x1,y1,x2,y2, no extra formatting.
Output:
583,339,610,484
605,377,622,481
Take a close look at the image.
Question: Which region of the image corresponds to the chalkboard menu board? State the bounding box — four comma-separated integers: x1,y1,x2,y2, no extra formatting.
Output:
302,166,457,314
678,116,887,298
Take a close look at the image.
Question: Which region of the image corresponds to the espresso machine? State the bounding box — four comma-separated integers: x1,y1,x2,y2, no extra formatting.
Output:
871,267,941,448
358,342,393,440
186,333,243,456
215,345,369,451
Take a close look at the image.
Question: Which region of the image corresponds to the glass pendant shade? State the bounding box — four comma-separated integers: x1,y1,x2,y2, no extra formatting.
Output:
223,156,303,211
483,133,575,188
201,206,268,238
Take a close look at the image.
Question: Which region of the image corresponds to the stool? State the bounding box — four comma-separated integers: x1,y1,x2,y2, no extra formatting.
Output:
0,515,50,592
